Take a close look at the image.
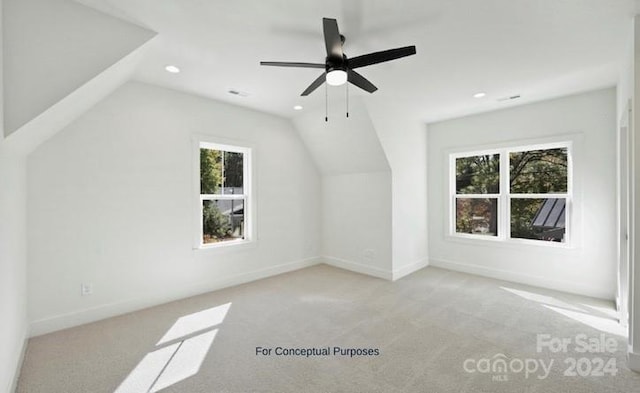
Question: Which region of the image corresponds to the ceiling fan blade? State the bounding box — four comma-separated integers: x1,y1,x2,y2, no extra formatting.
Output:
349,45,416,69
260,61,325,69
323,18,343,59
301,72,327,96
347,70,377,93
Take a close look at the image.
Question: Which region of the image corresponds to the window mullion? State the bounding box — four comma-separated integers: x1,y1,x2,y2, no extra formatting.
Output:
509,193,568,198
500,150,509,240
201,194,246,200
455,194,500,198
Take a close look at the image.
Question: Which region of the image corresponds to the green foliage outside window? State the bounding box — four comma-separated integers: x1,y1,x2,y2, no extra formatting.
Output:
510,199,544,240
509,148,567,241
456,154,500,194
202,200,232,243
200,148,222,194
456,154,500,234
200,148,244,243
510,148,567,194
223,151,243,189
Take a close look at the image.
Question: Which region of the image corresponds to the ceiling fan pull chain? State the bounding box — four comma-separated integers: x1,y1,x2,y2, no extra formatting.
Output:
346,82,349,118
325,82,328,122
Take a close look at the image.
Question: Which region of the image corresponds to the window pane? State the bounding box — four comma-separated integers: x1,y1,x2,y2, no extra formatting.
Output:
202,199,245,244
511,198,565,242
456,154,500,194
456,198,498,236
510,148,567,193
200,148,222,194
222,151,243,194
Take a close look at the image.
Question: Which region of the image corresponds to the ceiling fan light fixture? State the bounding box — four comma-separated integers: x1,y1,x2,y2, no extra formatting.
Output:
326,70,347,86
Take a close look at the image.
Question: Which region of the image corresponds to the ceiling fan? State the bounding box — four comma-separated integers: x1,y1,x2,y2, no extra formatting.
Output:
260,17,417,96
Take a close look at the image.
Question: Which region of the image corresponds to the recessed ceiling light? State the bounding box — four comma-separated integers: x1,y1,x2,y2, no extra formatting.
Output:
473,92,486,98
293,105,303,111
165,65,181,74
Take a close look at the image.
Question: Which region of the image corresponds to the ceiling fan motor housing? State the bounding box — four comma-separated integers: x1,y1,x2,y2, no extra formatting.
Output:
326,54,348,73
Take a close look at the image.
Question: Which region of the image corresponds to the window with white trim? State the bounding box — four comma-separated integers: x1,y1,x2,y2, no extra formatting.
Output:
199,142,251,247
451,143,570,244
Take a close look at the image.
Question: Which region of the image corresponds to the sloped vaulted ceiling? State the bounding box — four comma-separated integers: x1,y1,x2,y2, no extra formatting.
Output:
292,96,390,176
3,0,156,153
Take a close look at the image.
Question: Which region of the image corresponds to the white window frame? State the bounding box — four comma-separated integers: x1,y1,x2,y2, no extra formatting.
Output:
195,139,253,250
449,141,572,247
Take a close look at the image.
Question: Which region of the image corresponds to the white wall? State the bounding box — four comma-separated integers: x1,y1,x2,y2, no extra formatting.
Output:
0,149,27,392
0,0,29,388
293,97,393,277
627,14,640,372
366,98,429,279
322,171,392,279
618,18,634,123
428,88,617,299
27,81,321,335
615,15,636,370
292,95,429,280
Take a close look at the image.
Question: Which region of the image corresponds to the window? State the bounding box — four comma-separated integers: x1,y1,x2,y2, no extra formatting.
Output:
198,142,251,248
455,154,500,237
451,143,570,244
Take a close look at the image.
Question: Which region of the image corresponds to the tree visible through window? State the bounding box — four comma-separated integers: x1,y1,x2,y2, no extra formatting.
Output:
199,144,248,246
509,148,567,242
455,154,500,236
452,144,569,243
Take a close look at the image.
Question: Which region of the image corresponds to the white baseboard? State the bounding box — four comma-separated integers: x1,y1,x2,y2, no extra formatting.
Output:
9,330,28,393
628,348,640,373
322,256,393,280
29,257,321,337
392,258,429,281
430,258,613,300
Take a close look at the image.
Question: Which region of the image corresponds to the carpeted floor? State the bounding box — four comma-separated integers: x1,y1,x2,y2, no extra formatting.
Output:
16,265,640,392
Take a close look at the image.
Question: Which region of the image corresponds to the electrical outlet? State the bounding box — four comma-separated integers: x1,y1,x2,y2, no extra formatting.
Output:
81,283,93,296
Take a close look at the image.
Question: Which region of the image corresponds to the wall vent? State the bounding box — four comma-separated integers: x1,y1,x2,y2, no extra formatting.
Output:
497,94,521,102
228,89,250,97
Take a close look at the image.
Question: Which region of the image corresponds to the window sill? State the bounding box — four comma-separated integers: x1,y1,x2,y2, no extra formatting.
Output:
445,234,576,252
194,239,256,253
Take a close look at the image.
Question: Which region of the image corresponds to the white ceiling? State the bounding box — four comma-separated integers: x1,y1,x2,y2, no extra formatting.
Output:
76,0,636,123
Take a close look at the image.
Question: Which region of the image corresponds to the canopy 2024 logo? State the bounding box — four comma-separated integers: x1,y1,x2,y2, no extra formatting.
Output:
463,354,553,381
463,333,618,382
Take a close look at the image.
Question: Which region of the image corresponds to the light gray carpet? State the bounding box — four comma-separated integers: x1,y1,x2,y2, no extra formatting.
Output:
16,265,640,392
